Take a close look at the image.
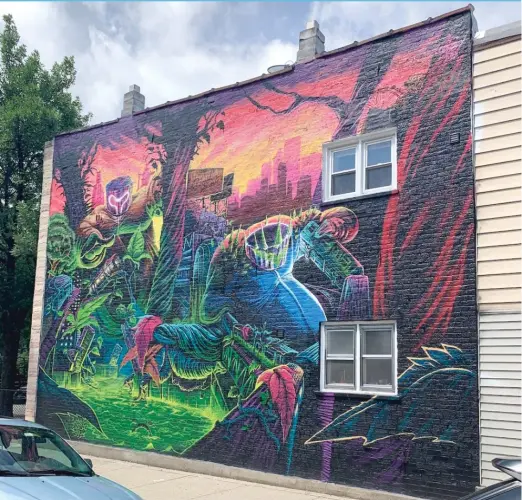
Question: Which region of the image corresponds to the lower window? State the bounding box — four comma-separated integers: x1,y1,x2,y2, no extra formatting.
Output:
320,321,397,395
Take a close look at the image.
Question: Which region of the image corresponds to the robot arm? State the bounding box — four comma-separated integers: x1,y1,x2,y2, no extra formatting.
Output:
77,212,107,241
76,212,116,269
297,208,370,320
299,219,364,289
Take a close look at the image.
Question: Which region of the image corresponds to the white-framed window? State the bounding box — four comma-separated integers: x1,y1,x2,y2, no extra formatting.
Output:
320,321,397,396
322,129,397,202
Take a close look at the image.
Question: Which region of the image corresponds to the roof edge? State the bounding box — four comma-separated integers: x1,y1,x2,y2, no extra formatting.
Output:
318,5,473,59
474,20,522,51
56,5,474,139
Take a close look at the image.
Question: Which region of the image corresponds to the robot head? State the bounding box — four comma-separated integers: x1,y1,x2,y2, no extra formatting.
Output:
106,176,133,216
245,219,291,271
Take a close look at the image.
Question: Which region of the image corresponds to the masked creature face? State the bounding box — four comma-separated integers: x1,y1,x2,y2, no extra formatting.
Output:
106,176,133,216
245,221,291,271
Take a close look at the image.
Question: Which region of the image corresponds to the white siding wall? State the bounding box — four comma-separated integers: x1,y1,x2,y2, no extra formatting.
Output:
474,37,522,487
479,313,521,485
474,37,522,486
474,40,522,312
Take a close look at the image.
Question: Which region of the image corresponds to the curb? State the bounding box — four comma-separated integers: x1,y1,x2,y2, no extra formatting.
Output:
69,440,423,500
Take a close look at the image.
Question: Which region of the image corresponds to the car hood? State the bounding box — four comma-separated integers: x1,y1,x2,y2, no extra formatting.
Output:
0,475,142,500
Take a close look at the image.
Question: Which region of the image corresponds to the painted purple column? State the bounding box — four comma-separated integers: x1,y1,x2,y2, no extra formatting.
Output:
318,392,335,482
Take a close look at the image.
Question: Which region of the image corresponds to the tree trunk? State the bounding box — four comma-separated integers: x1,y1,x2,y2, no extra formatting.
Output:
0,251,20,417
0,334,20,416
57,147,92,231
0,151,16,416
145,108,202,320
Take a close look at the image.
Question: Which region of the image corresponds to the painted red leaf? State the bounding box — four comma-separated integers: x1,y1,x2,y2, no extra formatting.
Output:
257,369,272,385
134,315,163,371
257,365,298,443
147,344,164,358
241,326,253,341
120,346,137,368
119,344,163,377
144,358,160,386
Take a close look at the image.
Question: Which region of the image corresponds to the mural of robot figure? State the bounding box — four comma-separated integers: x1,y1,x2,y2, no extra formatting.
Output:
77,174,162,272
125,206,369,392
202,207,368,341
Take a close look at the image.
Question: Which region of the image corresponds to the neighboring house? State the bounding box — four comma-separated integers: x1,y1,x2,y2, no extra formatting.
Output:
473,21,522,487
27,7,481,499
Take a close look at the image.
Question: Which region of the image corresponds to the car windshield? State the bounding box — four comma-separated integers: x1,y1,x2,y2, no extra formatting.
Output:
0,425,93,477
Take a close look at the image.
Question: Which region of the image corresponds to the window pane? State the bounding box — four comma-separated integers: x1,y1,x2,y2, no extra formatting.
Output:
327,360,354,386
333,148,355,173
332,172,355,195
37,439,74,469
367,141,391,166
362,358,393,387
362,328,392,355
327,329,354,356
366,165,391,190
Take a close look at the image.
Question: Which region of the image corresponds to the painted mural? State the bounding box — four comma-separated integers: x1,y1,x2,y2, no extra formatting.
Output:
37,12,479,498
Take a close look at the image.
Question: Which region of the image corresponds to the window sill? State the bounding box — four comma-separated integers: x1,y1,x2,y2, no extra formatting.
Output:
314,390,400,401
320,188,399,207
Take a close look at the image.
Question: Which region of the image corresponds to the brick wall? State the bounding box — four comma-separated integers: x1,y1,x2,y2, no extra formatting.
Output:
33,10,478,499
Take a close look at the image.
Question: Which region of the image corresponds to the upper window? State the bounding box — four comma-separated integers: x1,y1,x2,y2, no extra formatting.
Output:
323,129,397,202
320,321,397,395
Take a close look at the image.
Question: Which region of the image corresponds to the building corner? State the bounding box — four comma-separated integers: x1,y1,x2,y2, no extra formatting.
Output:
25,139,54,422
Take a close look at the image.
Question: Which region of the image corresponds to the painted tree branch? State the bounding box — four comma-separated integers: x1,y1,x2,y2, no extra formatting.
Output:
194,110,223,155
245,81,366,138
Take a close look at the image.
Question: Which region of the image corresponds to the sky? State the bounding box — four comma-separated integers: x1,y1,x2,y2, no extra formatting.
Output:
1,1,520,124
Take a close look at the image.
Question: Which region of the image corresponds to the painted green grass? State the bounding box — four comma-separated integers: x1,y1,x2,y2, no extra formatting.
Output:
69,377,218,454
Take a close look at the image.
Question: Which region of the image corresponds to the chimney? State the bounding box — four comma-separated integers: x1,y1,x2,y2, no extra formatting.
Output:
296,20,325,63
121,84,145,117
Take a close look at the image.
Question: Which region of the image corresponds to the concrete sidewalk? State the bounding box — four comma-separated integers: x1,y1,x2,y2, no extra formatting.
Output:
87,455,350,500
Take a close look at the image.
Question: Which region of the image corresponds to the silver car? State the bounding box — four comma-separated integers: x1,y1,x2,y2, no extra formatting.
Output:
0,418,142,499
460,459,521,500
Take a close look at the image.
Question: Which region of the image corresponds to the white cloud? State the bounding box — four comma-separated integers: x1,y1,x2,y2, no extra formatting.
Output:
309,2,521,51
0,2,296,123
0,2,518,125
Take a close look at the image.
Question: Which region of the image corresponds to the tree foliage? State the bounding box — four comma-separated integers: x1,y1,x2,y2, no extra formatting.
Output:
0,14,90,415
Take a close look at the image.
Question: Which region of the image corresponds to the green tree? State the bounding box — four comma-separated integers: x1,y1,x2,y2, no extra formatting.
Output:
0,14,91,415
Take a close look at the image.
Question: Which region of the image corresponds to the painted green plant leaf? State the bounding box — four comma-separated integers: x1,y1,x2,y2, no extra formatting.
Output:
248,362,260,375
227,386,239,398
145,201,163,219
80,294,110,318
260,391,270,406
63,295,108,336
127,231,145,260
115,304,127,320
